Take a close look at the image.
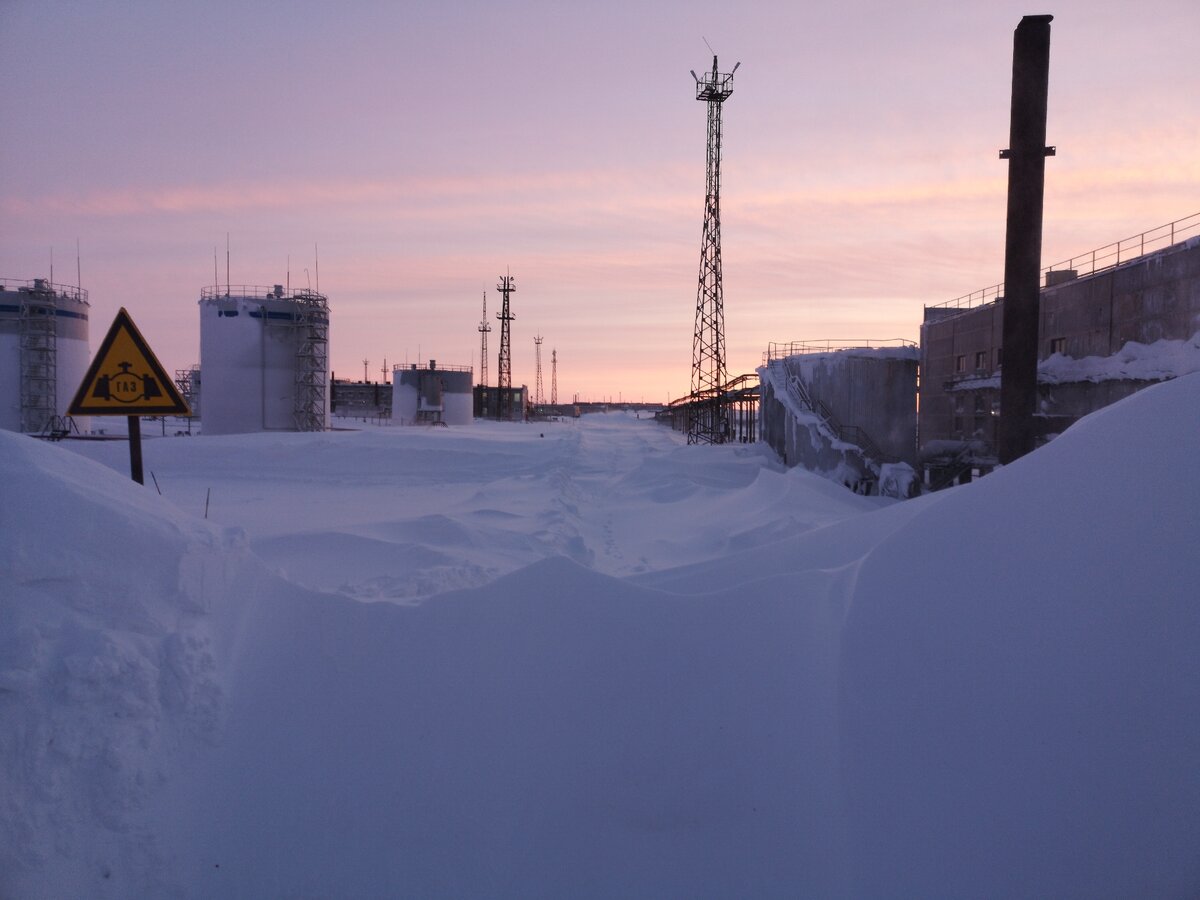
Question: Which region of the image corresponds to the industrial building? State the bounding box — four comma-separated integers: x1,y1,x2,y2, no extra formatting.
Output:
473,385,528,421
393,361,473,426
198,284,329,435
0,277,90,435
920,227,1200,484
330,377,390,418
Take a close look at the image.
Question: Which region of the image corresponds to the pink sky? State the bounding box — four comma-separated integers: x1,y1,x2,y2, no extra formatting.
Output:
3,0,1197,402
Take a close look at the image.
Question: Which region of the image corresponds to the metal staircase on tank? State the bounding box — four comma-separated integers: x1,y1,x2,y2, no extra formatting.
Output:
780,358,889,463
291,290,329,431
19,284,57,434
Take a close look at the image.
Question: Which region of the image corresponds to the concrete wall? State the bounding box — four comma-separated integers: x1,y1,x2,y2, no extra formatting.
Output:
789,350,918,465
759,375,874,490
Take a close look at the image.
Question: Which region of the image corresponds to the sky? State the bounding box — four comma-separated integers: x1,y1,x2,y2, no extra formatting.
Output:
2,0,1197,402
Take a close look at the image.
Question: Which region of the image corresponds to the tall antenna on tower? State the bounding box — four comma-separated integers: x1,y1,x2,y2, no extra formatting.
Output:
477,291,492,388
496,272,516,420
551,348,558,405
688,53,739,445
533,334,544,407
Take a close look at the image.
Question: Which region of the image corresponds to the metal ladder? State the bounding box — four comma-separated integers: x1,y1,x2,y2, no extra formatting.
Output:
19,285,57,434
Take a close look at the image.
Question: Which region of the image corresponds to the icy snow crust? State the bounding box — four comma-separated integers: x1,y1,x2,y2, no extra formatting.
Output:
3,381,1200,897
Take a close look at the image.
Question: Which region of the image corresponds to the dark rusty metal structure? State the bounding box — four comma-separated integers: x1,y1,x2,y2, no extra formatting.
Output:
688,55,739,444
496,273,516,420
998,14,1054,464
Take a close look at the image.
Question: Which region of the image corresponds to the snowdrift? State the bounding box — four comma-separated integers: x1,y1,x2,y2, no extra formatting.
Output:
2,377,1198,897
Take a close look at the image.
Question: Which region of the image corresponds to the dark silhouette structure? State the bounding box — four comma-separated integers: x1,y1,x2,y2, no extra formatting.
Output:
998,14,1054,463
688,55,739,444
496,273,516,420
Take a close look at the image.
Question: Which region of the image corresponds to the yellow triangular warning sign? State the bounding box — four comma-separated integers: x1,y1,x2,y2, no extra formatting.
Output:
69,308,191,416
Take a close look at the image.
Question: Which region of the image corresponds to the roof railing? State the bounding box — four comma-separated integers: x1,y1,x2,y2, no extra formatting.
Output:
928,211,1200,312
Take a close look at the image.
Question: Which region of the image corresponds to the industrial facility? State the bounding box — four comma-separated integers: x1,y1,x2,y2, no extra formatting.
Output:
919,223,1200,484
749,216,1200,495
0,277,90,436
197,284,329,435
393,361,473,426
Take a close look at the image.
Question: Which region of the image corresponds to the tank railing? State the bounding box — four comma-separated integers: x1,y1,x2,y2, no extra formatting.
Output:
762,339,916,365
0,276,89,302
200,284,328,301
393,362,473,374
929,211,1200,313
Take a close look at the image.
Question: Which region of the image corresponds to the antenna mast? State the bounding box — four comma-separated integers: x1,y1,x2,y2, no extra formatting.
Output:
688,54,739,444
533,333,544,408
551,348,558,405
496,272,516,420
477,291,492,388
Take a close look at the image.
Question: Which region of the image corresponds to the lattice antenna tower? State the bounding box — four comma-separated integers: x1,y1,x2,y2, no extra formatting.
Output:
496,272,516,419
551,348,558,405
688,54,739,445
533,334,544,406
477,291,491,388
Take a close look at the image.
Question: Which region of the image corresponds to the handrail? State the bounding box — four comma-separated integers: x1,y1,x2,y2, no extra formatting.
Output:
201,284,328,301
0,276,89,302
393,362,473,374
763,338,916,365
928,211,1200,313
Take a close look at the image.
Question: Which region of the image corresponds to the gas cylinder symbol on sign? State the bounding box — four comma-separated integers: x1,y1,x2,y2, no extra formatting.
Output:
92,361,163,403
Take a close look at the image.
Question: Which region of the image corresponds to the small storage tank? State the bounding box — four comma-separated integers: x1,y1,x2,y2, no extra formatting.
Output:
0,277,90,433
392,361,474,425
198,285,330,435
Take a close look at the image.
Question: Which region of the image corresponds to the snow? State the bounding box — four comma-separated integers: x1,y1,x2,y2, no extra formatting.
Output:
3,382,1200,897
949,331,1200,391
1040,330,1200,383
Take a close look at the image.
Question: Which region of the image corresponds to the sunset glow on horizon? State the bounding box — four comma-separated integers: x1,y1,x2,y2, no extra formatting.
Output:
3,0,1197,402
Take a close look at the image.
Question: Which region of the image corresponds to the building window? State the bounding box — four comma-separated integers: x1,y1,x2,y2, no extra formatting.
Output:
955,354,966,373
1049,337,1066,355
995,347,1003,367
974,350,988,371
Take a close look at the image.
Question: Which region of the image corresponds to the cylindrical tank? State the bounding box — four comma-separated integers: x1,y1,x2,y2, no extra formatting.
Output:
0,277,90,433
198,285,330,435
392,362,474,425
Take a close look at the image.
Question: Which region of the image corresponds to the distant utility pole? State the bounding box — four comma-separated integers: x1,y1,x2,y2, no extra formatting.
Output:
380,358,388,382
477,291,491,388
551,348,558,405
534,334,544,407
363,358,369,382
496,273,516,420
688,54,739,445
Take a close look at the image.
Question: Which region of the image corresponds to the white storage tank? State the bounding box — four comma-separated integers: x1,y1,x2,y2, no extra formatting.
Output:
198,285,330,435
0,277,90,433
392,360,474,425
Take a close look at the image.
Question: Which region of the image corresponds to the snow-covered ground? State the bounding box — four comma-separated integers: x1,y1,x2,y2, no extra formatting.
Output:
3,379,1199,897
